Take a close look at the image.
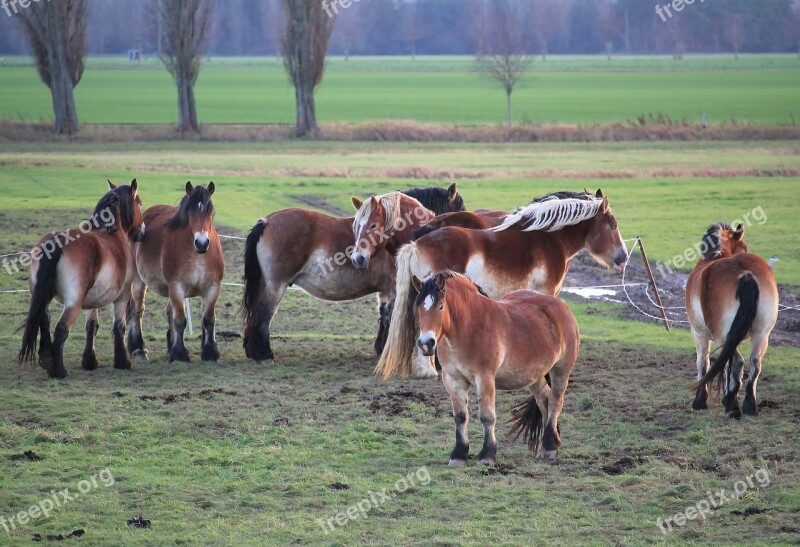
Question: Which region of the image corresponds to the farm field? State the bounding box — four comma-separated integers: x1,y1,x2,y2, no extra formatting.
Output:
0,140,798,544
0,55,799,125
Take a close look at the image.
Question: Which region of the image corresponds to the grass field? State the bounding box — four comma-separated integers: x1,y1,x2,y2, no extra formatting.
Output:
0,140,798,544
0,55,799,125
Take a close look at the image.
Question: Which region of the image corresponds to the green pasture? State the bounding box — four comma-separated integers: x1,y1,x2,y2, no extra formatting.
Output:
0,55,799,125
0,140,798,544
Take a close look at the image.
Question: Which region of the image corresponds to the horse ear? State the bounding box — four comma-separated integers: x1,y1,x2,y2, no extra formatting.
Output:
207,181,215,196
596,189,604,198
129,179,138,194
434,274,446,292
370,195,379,206
601,196,609,212
733,224,745,240
448,183,458,201
185,181,193,195
351,197,363,210
107,179,117,190
411,276,423,292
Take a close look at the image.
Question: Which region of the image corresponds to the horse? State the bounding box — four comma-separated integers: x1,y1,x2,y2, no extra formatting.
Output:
376,190,627,378
688,223,778,418
17,179,146,379
127,182,224,363
240,186,464,363
380,272,580,464
411,210,506,241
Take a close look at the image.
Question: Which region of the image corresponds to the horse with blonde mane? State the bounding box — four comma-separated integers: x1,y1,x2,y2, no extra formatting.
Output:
387,272,580,463
377,189,627,378
688,223,778,418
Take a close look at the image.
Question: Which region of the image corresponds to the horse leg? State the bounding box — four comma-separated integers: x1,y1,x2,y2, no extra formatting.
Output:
165,301,173,353
691,331,711,410
49,304,82,379
127,277,148,361
539,364,571,460
722,350,745,419
374,294,392,355
200,284,220,363
81,309,100,370
475,374,498,465
168,289,191,363
37,309,53,371
112,297,132,370
245,282,286,364
742,335,768,416
442,371,471,466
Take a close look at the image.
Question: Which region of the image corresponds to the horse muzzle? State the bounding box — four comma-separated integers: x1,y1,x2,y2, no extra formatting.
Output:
612,248,628,271
418,338,436,357
351,253,369,270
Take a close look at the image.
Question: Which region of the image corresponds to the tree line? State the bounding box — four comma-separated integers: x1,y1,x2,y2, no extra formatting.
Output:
2,0,799,136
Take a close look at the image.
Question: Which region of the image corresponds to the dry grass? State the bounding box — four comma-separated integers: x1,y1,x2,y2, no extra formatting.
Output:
3,119,800,144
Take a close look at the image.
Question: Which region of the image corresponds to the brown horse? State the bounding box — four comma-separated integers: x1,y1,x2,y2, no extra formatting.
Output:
241,187,465,363
127,182,224,363
18,179,145,379
377,190,626,378
411,210,506,240
689,223,778,418
382,272,580,464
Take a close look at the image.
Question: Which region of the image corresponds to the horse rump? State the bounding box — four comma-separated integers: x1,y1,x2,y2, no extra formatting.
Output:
694,272,759,398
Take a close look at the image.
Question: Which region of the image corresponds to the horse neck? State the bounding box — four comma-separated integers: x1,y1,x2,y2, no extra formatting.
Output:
542,220,592,259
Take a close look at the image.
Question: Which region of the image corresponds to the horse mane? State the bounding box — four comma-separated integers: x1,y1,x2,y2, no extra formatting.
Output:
168,185,215,229
352,191,406,234
403,187,464,215
92,186,135,234
701,222,733,261
492,191,603,233
416,271,489,306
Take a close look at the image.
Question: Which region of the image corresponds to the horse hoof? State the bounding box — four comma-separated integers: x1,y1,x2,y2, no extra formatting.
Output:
132,349,149,362
448,459,467,467
114,360,132,370
691,399,708,411
81,355,99,370
742,402,758,417
537,449,558,460
726,409,742,420
48,369,68,380
169,349,191,363
201,348,220,363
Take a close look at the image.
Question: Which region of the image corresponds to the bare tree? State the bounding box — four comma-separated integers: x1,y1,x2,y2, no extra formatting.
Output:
157,0,213,133
16,0,88,135
474,1,532,127
281,0,336,137
401,1,419,61
335,2,365,61
726,13,744,59
531,0,566,61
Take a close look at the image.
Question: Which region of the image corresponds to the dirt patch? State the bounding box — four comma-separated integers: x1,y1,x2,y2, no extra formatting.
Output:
601,456,644,475
731,507,768,518
127,516,151,529
367,386,446,417
289,194,348,216
139,388,238,405
328,482,350,491
10,450,43,462
32,529,84,541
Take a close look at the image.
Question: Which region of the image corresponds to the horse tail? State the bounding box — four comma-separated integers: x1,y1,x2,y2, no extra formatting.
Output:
18,243,63,365
239,218,268,358
508,393,544,453
375,243,420,379
694,272,759,397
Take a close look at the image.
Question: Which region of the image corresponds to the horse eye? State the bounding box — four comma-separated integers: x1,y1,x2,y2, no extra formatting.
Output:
610,223,617,230
369,223,377,230
438,304,444,311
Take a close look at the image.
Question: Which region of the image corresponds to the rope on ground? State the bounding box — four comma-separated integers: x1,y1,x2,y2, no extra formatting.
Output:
218,234,247,241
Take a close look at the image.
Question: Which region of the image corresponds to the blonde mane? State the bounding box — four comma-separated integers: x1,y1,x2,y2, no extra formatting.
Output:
352,191,406,235
493,195,604,233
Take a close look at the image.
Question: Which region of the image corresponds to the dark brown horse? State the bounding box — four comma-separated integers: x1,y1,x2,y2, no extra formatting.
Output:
128,182,224,363
18,180,145,379
241,186,465,363
380,272,580,463
377,190,627,378
689,223,778,417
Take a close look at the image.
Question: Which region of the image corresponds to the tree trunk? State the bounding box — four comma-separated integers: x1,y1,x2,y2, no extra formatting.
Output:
176,68,199,133
45,3,79,135
295,81,317,137
506,91,513,128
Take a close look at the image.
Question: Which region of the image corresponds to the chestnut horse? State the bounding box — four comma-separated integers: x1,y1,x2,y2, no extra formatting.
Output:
411,210,506,240
127,182,224,363
18,180,145,379
377,190,627,378
689,223,778,418
241,186,465,363
383,272,580,464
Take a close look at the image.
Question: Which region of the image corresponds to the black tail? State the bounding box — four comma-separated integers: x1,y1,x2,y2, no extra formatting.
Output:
508,393,544,453
17,243,63,364
239,219,270,359
694,272,759,398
